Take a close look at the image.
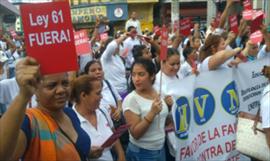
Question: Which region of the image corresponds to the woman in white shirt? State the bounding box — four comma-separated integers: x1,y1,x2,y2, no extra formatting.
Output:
198,34,241,72
100,36,128,99
153,48,181,159
154,48,181,108
71,75,126,161
123,59,168,161
84,60,122,121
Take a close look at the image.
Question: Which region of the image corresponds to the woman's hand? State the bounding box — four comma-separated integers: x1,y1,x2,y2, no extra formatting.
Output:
110,105,121,121
164,95,173,110
15,57,40,99
89,146,103,159
150,97,162,115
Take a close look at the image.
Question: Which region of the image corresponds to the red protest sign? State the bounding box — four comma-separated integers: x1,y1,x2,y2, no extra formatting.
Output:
154,26,161,36
250,14,263,33
20,1,78,75
101,124,130,148
180,18,191,37
250,30,263,44
74,30,91,56
229,15,238,34
242,10,253,20
160,25,168,61
243,0,252,10
214,12,222,28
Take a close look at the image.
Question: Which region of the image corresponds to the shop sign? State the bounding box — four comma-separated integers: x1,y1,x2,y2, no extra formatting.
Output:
71,6,107,23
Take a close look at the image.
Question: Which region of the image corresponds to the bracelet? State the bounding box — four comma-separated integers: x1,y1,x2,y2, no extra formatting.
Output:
144,116,152,124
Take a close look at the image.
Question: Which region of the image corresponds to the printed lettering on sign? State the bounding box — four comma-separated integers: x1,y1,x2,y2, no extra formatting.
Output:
193,88,215,125
221,81,239,115
175,97,191,139
20,1,78,74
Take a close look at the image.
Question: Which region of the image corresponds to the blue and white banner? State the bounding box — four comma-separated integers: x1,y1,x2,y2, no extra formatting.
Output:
171,57,269,161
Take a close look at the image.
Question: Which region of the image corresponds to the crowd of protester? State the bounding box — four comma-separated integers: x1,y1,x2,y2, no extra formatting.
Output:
0,0,270,160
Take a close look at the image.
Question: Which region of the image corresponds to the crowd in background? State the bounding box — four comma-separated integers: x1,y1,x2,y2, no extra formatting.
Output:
0,0,270,160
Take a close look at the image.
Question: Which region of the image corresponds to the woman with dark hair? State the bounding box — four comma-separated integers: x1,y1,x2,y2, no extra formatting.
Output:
0,57,92,161
100,34,128,99
71,75,126,161
178,46,198,78
84,60,122,125
123,58,169,161
132,44,160,73
84,60,130,153
199,34,241,72
154,48,180,106
153,48,181,159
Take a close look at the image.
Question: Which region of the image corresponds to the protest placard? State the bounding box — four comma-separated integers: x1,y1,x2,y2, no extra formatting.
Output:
20,1,78,74
180,18,191,37
229,15,238,34
74,30,91,56
160,25,168,61
243,0,252,10
101,124,130,148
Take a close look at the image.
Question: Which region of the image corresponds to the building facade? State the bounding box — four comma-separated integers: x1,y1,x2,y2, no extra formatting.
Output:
0,0,19,32
69,0,158,32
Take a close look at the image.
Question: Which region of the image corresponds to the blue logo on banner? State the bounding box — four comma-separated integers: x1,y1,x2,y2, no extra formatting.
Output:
193,88,215,125
221,81,239,115
175,97,191,139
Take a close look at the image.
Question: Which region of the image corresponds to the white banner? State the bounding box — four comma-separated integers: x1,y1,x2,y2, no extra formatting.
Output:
234,58,269,115
171,57,270,161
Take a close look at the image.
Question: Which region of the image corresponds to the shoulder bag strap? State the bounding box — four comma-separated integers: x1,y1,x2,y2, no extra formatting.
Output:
104,80,118,106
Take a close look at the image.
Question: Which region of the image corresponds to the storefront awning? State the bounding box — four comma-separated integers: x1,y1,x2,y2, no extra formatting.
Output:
127,0,158,3
0,0,20,15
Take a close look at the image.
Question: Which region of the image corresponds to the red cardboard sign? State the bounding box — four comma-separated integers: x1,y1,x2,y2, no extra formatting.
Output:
229,15,238,34
215,12,221,28
20,2,78,75
160,25,168,61
250,14,263,33
180,18,191,37
253,10,265,19
243,0,252,10
74,30,91,56
250,30,263,44
242,10,253,20
154,26,161,36
101,124,130,148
